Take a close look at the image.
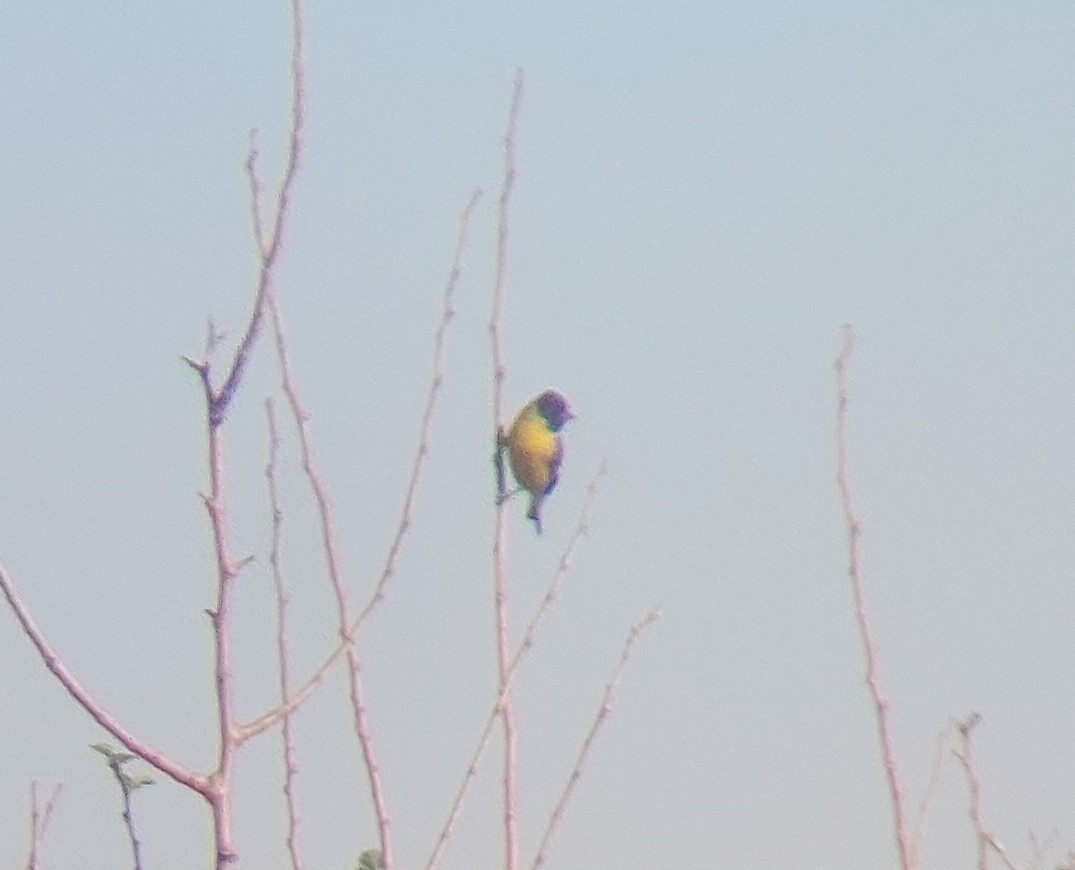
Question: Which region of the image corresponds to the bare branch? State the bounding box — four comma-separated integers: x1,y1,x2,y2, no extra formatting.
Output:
238,182,485,870
489,67,526,870
193,1,308,865
265,279,395,867
1027,830,1063,870
489,68,524,419
425,462,605,870
834,325,914,870
234,622,346,743
265,399,305,870
511,462,606,672
530,609,661,870
0,563,204,793
92,743,154,870
350,186,483,635
245,129,268,256
912,719,956,862
209,0,307,427
953,713,1019,870
237,187,483,742
25,781,62,870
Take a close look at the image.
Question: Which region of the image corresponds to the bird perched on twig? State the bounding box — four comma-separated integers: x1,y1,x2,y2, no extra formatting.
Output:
495,390,575,534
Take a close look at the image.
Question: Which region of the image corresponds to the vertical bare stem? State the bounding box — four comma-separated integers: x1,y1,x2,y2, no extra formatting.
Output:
120,779,145,870
268,290,394,869
245,129,267,255
265,186,480,870
834,325,913,870
425,463,605,870
91,744,153,870
489,68,525,870
266,400,305,870
192,1,307,861
203,417,239,866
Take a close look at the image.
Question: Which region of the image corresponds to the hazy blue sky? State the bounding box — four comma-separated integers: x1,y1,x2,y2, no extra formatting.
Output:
3,1,1075,867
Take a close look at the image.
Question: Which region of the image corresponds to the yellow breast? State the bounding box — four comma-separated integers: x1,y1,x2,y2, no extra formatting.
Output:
508,409,558,495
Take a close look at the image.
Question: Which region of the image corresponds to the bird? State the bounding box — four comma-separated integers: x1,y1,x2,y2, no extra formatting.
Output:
496,390,575,534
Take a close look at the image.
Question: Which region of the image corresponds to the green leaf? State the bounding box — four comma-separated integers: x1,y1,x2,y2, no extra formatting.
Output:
356,849,385,870
90,742,137,765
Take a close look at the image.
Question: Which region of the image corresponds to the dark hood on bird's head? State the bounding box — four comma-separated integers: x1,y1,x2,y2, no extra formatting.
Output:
535,390,574,431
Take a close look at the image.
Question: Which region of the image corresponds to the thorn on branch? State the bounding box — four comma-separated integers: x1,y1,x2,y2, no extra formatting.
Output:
181,355,209,376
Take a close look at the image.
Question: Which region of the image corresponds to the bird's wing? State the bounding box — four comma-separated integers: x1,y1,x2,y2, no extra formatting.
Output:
543,437,564,497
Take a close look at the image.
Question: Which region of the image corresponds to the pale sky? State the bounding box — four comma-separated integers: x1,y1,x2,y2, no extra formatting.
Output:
3,2,1075,868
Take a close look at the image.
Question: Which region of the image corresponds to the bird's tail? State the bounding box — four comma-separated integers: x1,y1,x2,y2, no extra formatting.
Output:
527,498,544,535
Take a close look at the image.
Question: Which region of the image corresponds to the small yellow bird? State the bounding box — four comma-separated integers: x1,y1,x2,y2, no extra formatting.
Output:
496,390,575,534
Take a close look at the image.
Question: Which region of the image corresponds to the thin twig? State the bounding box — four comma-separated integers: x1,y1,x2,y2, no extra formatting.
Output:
510,463,606,672
267,288,394,868
425,462,605,870
254,187,482,870
120,777,145,870
834,325,913,870
92,743,154,870
912,720,956,864
236,188,483,744
1027,830,1060,870
245,129,267,256
266,400,304,870
349,186,483,635
490,67,525,870
25,781,62,870
530,608,661,869
953,713,1019,870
